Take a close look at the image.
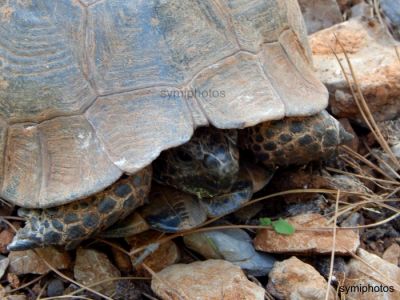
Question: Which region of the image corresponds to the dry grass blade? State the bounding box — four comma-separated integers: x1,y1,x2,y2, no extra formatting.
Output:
326,198,368,223
336,156,395,191
364,143,400,180
41,296,93,300
1,216,25,221
0,217,18,233
333,36,400,170
264,290,275,300
340,146,397,181
93,238,130,256
6,274,46,294
0,198,13,207
326,167,399,186
340,212,400,230
374,200,400,214
37,281,49,299
64,276,151,298
143,292,159,300
385,186,400,198
325,190,340,300
373,0,389,36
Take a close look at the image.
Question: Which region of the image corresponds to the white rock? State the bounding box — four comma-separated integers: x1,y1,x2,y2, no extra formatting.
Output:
343,248,400,299
152,259,265,300
310,18,400,124
267,256,338,300
298,0,343,34
8,247,70,275
74,248,120,297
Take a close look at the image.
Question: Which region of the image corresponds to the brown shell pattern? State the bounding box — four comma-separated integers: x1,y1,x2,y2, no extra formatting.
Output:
0,0,327,208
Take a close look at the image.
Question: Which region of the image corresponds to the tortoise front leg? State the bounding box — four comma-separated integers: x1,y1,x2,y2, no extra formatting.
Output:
8,166,152,251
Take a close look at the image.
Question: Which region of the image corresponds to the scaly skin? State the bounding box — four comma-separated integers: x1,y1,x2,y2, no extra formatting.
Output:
8,166,152,251
240,111,352,167
153,127,240,198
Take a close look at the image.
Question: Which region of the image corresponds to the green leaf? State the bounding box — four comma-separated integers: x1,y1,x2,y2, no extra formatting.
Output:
272,218,295,235
259,217,272,226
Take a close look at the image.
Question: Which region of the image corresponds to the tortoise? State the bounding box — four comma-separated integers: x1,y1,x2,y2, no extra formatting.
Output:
9,128,269,250
9,116,349,250
1,0,350,250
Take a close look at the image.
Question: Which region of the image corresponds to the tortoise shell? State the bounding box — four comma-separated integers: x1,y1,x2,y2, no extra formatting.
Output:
0,0,327,208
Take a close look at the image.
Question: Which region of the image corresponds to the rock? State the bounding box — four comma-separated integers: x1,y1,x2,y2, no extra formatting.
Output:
362,223,399,244
114,280,153,300
322,173,367,193
266,256,338,300
285,195,332,216
184,228,252,261
0,256,9,279
7,272,19,289
381,0,400,40
254,213,360,255
151,260,265,300
314,256,347,283
267,168,318,203
47,279,64,297
184,228,276,276
339,118,359,152
8,247,71,275
6,295,26,300
377,118,400,154
371,148,399,178
0,204,14,218
233,202,264,222
0,285,5,298
127,231,180,275
269,167,369,204
0,228,14,254
31,283,42,297
339,212,364,229
350,1,373,19
310,18,400,124
326,174,371,202
111,245,132,274
371,119,400,174
100,212,150,238
74,248,121,297
343,248,400,299
337,0,354,12
298,0,342,34
63,284,80,296
382,243,400,265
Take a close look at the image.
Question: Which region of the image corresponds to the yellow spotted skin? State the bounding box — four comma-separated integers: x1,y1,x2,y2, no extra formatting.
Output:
8,166,152,251
240,111,352,167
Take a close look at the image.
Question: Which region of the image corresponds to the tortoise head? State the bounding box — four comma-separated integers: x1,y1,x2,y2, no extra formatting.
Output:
153,127,240,198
